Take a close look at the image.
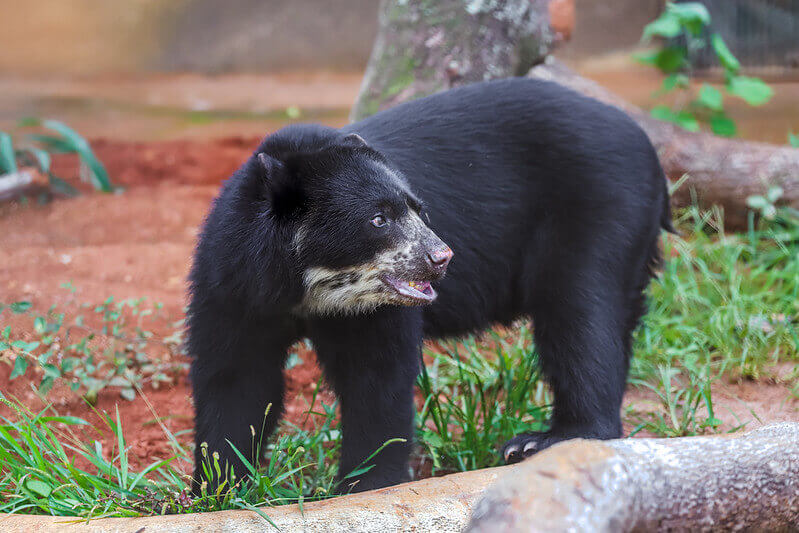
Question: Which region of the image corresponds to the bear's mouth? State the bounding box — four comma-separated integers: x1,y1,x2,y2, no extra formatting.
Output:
381,275,437,304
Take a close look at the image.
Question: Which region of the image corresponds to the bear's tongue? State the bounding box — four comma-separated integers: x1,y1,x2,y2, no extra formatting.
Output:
383,276,436,302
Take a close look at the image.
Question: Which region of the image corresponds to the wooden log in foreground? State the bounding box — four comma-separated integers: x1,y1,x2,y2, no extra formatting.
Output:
1,424,796,532
467,423,799,532
528,59,799,230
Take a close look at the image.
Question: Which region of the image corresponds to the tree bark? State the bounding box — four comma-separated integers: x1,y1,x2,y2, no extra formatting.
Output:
467,423,799,532
350,0,566,122
528,59,799,229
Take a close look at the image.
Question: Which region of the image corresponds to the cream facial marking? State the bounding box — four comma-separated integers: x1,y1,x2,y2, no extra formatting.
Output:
298,211,441,316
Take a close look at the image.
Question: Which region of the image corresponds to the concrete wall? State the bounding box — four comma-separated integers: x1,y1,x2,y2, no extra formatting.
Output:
0,0,661,77
0,0,379,76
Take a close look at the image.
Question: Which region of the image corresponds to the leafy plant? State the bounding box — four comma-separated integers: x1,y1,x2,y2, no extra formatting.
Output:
746,186,784,221
0,394,345,520
0,119,114,195
628,362,724,437
789,132,799,148
415,328,550,474
636,2,773,136
0,288,186,403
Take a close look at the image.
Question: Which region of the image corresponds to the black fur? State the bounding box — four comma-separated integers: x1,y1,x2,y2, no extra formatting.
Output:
188,78,671,492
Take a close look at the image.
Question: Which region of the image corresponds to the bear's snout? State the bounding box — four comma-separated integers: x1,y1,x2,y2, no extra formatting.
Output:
426,247,453,275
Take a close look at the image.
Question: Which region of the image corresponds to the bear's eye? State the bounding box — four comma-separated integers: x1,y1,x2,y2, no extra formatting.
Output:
370,214,388,228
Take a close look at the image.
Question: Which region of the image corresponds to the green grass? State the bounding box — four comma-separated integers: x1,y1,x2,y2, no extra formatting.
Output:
1,203,797,518
0,393,344,522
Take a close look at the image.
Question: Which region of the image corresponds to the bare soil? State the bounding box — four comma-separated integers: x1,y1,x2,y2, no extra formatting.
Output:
0,136,796,474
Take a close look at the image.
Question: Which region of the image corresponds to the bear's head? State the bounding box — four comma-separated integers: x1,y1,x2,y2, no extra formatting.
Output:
258,132,452,316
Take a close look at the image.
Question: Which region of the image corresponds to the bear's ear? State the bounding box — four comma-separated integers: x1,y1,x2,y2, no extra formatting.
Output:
257,152,303,216
339,133,368,149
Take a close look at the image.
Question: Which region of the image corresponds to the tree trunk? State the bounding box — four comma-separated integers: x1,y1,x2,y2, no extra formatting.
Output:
467,423,799,532
350,0,568,122
528,59,799,229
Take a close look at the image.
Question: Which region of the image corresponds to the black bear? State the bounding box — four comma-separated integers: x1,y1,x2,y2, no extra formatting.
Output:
188,77,672,493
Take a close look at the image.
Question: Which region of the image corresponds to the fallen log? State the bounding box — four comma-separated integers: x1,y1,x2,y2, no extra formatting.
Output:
528,59,799,229
467,423,799,532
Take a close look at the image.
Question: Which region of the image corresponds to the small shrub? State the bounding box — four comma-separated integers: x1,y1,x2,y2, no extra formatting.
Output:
0,118,113,196
0,286,186,402
636,1,773,137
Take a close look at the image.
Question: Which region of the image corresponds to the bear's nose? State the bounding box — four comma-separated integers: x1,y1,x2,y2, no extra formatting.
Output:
427,248,453,270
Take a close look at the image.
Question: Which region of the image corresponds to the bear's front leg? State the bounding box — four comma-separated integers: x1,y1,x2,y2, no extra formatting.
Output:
309,307,423,493
188,297,298,492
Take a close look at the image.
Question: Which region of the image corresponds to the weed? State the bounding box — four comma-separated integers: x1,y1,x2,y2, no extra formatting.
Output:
415,327,550,474
0,118,114,196
0,287,186,403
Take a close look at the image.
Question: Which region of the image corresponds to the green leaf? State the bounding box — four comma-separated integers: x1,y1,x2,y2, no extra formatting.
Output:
39,376,55,396
10,301,32,313
25,479,52,498
746,195,768,209
789,132,799,147
642,13,682,40
20,147,51,173
39,415,89,425
661,74,690,93
651,105,700,132
670,2,711,35
766,186,784,203
120,388,136,401
727,76,773,106
637,47,687,73
12,340,40,352
696,84,723,111
10,355,28,379
711,34,740,73
42,120,113,192
27,134,75,154
41,363,61,379
34,316,47,334
0,131,17,174
60,357,79,373
710,113,736,137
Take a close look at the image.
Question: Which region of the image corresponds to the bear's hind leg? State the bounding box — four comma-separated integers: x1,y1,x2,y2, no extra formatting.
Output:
503,273,630,464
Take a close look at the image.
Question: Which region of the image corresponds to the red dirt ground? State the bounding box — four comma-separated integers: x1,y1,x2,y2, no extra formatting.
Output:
0,138,796,474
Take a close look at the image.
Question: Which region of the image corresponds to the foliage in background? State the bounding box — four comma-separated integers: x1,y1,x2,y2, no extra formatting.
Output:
636,2,773,137
0,118,113,196
0,285,185,403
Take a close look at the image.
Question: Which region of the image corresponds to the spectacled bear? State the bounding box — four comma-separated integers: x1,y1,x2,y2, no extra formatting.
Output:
188,77,672,493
